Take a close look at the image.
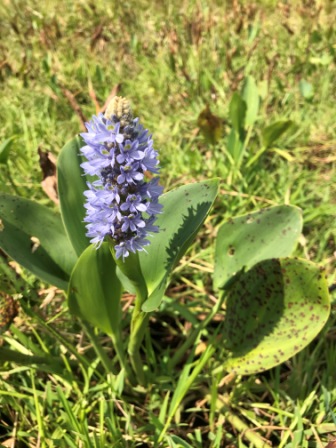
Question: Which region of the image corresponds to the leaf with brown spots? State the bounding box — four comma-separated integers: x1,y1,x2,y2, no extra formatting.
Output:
221,257,330,375
214,205,302,289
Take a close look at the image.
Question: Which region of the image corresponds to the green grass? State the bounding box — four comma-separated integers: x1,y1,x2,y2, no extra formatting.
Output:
0,0,336,446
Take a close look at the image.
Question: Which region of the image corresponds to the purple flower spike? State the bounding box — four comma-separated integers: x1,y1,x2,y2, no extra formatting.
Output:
80,96,162,259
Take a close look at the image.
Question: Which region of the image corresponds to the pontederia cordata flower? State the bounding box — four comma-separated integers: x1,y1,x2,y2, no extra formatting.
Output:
80,97,163,259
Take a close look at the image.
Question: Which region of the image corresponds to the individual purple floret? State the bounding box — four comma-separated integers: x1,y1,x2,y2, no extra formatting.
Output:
80,97,163,259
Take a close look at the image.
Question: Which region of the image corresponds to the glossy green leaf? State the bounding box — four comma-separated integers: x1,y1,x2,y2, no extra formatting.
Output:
0,137,15,164
115,266,137,295
242,76,259,127
222,258,330,375
261,120,293,148
0,194,77,289
57,136,90,256
141,179,219,312
68,243,122,335
113,249,147,304
214,205,302,289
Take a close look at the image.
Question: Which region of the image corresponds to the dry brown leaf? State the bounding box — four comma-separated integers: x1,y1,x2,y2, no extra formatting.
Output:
325,441,336,448
38,148,59,205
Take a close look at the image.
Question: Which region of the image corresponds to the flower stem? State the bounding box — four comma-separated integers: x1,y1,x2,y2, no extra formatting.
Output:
110,332,136,385
81,321,118,375
110,247,149,385
128,295,149,386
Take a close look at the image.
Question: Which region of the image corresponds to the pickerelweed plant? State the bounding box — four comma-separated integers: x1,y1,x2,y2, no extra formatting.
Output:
0,97,331,395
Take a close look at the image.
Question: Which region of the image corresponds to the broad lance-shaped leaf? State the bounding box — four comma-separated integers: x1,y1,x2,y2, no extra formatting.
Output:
140,179,219,312
0,194,77,290
221,258,330,375
229,92,246,135
57,136,90,257
214,205,302,289
227,128,243,164
68,243,122,335
242,76,259,127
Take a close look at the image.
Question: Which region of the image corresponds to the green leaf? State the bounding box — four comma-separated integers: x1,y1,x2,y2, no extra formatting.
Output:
229,92,246,133
227,128,243,163
214,205,302,289
0,194,77,289
141,179,219,312
0,137,15,164
115,267,137,295
309,53,332,66
222,258,330,375
299,79,314,100
166,435,194,448
242,76,259,127
261,120,293,148
112,249,148,305
247,22,260,43
57,136,90,256
0,347,64,375
68,243,122,335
